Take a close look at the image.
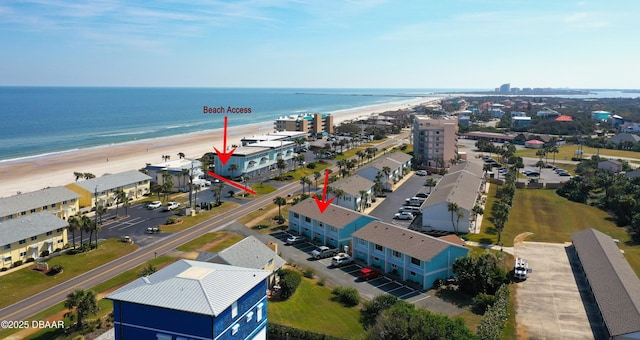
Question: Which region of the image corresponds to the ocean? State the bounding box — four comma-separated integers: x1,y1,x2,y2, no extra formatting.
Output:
0,87,458,162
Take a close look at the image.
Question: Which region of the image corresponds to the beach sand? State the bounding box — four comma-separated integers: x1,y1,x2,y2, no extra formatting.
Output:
0,97,438,198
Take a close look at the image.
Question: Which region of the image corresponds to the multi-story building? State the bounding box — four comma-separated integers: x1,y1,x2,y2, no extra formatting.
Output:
325,175,374,212
212,141,296,178
0,212,68,268
352,221,469,290
274,113,334,137
65,170,152,208
145,158,205,192
107,260,271,340
240,131,308,147
356,152,412,190
0,186,80,222
413,116,458,168
288,198,376,251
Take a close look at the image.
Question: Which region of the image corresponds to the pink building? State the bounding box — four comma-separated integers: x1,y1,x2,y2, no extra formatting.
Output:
413,116,458,167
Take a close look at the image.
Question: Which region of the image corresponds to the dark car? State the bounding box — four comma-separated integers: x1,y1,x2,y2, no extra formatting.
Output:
359,267,382,280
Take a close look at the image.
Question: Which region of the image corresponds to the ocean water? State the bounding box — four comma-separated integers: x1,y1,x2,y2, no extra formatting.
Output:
0,87,462,162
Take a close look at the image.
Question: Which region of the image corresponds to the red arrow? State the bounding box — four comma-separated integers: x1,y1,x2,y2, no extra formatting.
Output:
313,169,335,213
213,116,236,165
207,171,256,195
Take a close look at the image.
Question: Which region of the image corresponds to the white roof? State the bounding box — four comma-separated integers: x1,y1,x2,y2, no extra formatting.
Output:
106,260,270,316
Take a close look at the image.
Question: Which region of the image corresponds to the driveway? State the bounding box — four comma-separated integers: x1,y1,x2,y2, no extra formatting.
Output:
514,242,606,339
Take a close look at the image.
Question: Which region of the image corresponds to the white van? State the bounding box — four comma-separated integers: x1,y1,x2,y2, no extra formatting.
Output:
405,197,426,206
399,206,420,213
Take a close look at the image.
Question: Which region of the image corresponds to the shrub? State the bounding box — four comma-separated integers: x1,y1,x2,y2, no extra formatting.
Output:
306,162,317,169
274,215,285,224
48,264,63,275
317,276,326,286
433,278,444,289
332,286,360,307
26,258,35,263
12,260,23,268
477,284,510,340
166,216,180,224
302,267,315,279
473,293,497,312
277,268,302,300
40,250,50,257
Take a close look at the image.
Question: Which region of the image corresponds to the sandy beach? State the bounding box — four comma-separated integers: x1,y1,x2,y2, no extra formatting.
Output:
0,97,437,198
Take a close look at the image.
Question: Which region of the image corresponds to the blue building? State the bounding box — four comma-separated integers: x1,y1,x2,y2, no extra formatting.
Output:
106,260,270,340
288,198,376,250
352,221,470,290
591,110,611,122
213,141,296,178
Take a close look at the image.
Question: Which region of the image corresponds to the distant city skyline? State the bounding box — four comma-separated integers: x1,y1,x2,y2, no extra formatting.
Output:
1,1,638,89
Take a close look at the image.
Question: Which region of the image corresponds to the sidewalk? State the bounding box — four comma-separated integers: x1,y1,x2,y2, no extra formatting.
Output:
464,240,514,255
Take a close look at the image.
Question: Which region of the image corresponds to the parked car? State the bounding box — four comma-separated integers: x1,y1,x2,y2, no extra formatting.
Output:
415,170,428,176
286,235,305,245
147,201,162,209
415,192,429,198
399,206,420,213
359,267,382,280
558,171,571,176
311,246,338,259
331,253,354,267
405,197,425,206
554,168,566,174
120,235,132,243
164,201,180,211
394,212,414,220
526,172,540,177
146,227,160,234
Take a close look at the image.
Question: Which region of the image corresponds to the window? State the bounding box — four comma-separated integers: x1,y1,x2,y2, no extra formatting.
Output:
293,213,299,218
304,217,311,223
391,263,397,269
318,222,323,228
359,238,366,245
19,239,26,245
410,271,416,276
21,211,26,215
56,228,63,233
232,324,239,335
46,231,53,236
156,334,172,340
246,311,254,322
31,236,37,241
375,244,383,251
20,251,27,257
63,200,67,204
30,209,36,213
51,204,56,208
411,257,420,266
373,257,379,261
4,244,10,250
232,301,238,318
43,206,48,210
58,239,63,244
4,256,12,263
392,250,401,258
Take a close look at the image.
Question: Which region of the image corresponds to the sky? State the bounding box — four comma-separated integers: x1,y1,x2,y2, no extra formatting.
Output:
0,0,638,89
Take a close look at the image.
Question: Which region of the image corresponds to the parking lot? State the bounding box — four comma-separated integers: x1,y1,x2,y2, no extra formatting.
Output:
514,242,606,339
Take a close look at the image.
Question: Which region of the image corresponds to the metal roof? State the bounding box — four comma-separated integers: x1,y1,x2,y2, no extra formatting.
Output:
385,152,413,165
106,260,270,317
0,212,68,245
72,170,152,192
210,235,285,270
0,186,80,218
572,228,640,337
422,162,483,211
352,221,468,261
288,198,371,229
327,175,374,197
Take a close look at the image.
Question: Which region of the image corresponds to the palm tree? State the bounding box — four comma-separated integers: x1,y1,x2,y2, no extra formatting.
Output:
549,145,559,165
535,160,545,179
181,169,190,192
81,215,93,249
273,196,287,219
359,190,368,211
68,216,82,249
161,170,173,201
313,171,321,190
303,177,313,195
300,177,307,194
95,204,107,225
382,166,392,181
483,163,493,177
425,178,437,193
229,163,239,179
83,173,95,179
493,201,510,244
73,172,83,182
277,159,286,178
212,183,224,205
114,189,126,217
178,152,185,159
447,201,462,235
64,289,99,328
151,184,163,201
356,150,366,167
332,188,346,205
472,205,484,228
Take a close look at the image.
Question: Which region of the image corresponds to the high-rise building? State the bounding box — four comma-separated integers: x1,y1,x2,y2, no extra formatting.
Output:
413,116,458,167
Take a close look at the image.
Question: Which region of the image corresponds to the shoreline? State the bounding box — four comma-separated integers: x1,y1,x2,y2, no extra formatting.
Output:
0,97,436,197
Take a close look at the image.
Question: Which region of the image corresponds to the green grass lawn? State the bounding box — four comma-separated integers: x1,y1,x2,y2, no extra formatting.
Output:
0,239,137,310
269,277,366,340
466,187,640,277
516,143,640,162
284,162,331,181
160,201,240,233
176,231,228,252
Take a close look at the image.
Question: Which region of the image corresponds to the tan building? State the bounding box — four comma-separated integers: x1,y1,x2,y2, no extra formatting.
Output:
1,212,68,268
0,186,80,222
66,170,152,208
274,113,334,136
413,116,458,167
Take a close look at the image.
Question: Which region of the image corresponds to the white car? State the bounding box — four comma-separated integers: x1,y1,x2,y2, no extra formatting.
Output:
147,201,162,209
286,235,305,245
146,227,160,234
164,201,180,211
394,212,414,220
416,170,428,176
331,253,354,267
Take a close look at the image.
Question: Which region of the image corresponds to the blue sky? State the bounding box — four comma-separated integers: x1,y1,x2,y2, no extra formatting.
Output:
0,0,637,89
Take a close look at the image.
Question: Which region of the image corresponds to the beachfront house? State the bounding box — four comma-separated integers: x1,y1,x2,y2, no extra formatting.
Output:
65,170,152,208
196,231,285,287
419,161,485,234
325,175,374,212
145,158,205,192
288,198,376,251
212,141,296,178
107,260,270,340
0,212,68,269
0,186,80,222
352,221,470,290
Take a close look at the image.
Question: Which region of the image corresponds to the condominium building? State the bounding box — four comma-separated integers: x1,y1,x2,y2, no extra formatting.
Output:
274,113,334,136
1,212,68,268
413,116,458,167
212,141,296,178
65,170,152,208
0,186,80,222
